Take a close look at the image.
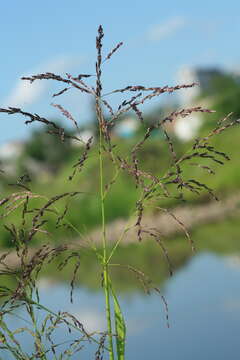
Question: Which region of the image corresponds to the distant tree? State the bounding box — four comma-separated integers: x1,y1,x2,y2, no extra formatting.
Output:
23,122,74,174
211,75,240,118
200,74,240,132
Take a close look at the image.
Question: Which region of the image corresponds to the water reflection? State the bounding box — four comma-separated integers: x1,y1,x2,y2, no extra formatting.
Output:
3,252,240,359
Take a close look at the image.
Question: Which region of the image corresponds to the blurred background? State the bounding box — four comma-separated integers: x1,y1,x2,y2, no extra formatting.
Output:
1,1,240,359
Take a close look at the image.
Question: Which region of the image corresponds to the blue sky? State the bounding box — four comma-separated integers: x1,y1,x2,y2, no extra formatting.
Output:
0,0,239,144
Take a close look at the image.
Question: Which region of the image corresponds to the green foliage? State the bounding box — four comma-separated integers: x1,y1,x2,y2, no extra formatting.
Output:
1,125,240,251
200,73,240,131
23,123,74,174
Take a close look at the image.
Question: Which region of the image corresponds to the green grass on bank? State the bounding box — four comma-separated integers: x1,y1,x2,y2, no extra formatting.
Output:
0,119,239,248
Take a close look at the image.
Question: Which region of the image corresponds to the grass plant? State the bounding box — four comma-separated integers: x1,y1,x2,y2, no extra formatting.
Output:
0,25,239,359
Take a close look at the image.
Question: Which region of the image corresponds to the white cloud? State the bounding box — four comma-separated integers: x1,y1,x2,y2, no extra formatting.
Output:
3,76,45,108
2,55,83,108
73,309,106,333
147,16,186,42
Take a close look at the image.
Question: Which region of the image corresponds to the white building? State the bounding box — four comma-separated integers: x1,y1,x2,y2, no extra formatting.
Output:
114,117,139,138
0,141,24,161
70,129,94,147
175,66,223,141
0,140,24,175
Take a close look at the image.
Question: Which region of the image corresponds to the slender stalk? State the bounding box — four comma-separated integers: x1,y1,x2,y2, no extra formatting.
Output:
97,100,115,360
27,303,47,360
25,297,105,347
107,217,135,264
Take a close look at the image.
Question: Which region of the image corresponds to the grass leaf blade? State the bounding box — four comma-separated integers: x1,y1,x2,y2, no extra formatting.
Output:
110,283,126,360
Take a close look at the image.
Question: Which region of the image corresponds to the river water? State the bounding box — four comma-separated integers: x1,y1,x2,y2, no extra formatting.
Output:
2,252,240,359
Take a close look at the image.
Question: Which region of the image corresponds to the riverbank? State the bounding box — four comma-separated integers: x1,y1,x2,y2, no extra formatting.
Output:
1,193,240,292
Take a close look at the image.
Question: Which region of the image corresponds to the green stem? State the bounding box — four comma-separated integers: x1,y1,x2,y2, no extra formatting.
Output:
98,102,115,360
25,297,104,347
27,303,47,360
107,217,135,264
